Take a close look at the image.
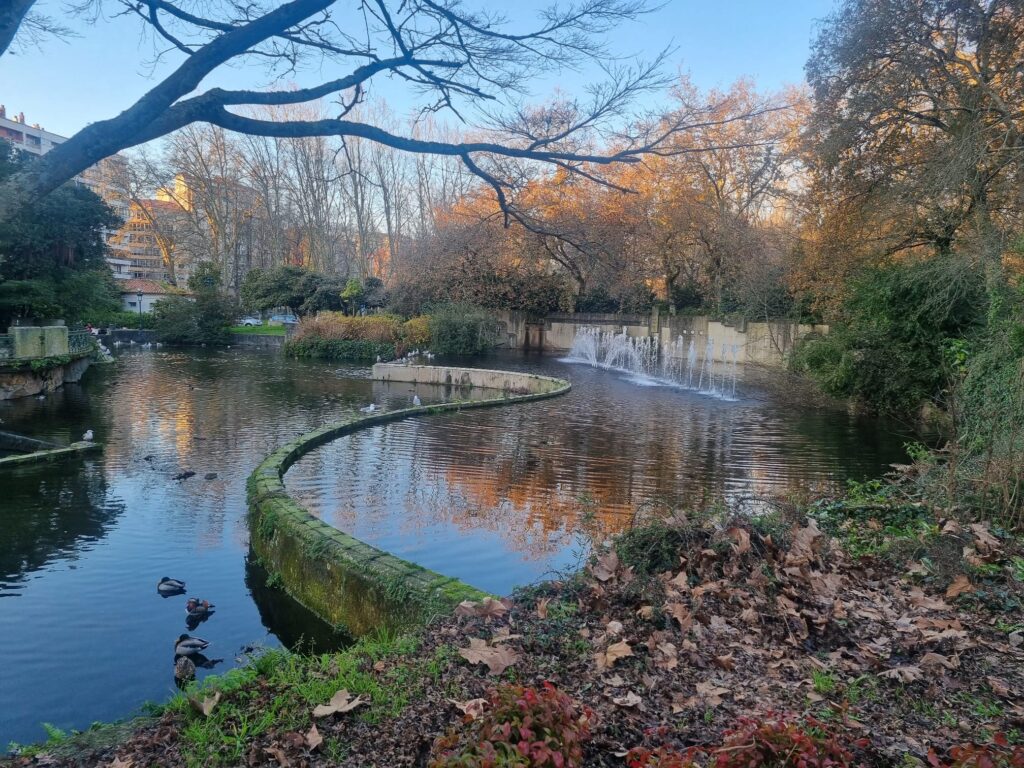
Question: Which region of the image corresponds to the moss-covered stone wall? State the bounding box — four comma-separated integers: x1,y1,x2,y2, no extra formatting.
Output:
247,368,571,637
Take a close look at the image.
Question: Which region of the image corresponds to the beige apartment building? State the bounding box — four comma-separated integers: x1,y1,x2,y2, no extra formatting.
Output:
1,105,171,283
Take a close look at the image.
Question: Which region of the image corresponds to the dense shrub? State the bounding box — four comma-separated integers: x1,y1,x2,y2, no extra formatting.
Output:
285,312,403,360
290,313,403,344
625,746,698,767
575,286,619,313
152,294,235,345
80,309,157,329
153,262,236,345
712,714,860,768
403,316,432,347
428,303,498,356
934,736,1024,767
284,337,396,362
791,255,986,415
430,683,592,768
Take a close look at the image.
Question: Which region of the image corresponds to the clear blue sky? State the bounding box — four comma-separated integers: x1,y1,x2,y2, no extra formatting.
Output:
1,0,834,139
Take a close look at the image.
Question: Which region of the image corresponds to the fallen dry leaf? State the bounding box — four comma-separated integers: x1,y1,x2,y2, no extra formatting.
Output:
665,602,692,631
188,691,221,718
987,676,1010,698
591,550,619,582
879,666,923,683
313,689,367,717
449,697,489,720
490,626,522,644
713,653,736,671
655,642,678,670
606,620,624,636
108,758,134,768
455,597,508,619
459,638,520,675
305,724,323,751
725,526,751,554
595,640,633,671
919,652,958,670
945,574,973,599
695,682,730,707
969,523,1001,554
264,744,290,767
612,690,642,708
536,597,551,619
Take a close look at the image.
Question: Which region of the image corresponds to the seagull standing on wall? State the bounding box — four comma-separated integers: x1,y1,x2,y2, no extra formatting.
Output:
83,430,94,442
413,395,422,406
359,404,379,413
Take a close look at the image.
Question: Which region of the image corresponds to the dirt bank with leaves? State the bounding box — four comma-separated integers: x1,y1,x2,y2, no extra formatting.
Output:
6,510,1023,767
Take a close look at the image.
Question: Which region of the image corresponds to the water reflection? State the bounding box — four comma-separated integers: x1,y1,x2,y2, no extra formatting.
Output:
0,461,124,595
245,555,350,654
285,354,912,594
0,348,909,747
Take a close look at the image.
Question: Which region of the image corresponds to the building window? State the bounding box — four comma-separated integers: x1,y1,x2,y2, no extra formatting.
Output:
127,301,137,307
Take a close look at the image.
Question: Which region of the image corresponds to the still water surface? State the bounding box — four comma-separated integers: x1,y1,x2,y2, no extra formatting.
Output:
0,349,908,745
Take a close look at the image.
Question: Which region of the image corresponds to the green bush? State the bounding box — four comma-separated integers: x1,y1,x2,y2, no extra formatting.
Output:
428,303,497,356
80,309,156,329
791,255,986,415
152,294,236,345
284,337,396,362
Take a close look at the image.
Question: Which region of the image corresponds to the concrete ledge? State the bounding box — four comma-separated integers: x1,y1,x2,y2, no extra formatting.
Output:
247,365,570,636
372,363,565,394
0,440,102,468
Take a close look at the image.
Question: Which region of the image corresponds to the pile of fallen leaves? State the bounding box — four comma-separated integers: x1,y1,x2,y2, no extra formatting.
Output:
8,515,1023,768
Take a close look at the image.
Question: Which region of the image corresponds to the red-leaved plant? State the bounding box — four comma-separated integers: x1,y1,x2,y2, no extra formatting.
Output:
929,734,1024,768
626,745,700,768
430,682,594,768
710,714,862,768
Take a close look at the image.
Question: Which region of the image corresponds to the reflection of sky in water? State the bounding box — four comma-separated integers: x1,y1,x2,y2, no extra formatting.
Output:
0,348,910,746
285,354,913,594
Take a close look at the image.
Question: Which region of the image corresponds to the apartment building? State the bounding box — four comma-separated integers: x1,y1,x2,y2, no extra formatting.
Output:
0,106,172,282
0,105,66,156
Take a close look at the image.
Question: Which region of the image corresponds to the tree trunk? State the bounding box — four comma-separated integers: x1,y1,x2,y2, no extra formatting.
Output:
0,0,36,58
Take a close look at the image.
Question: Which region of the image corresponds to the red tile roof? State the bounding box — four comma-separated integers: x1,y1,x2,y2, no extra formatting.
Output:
120,278,180,295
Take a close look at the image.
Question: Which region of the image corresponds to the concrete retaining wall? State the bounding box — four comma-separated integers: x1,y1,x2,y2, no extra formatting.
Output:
371,363,566,394
491,309,827,367
247,366,571,636
0,354,93,400
0,442,101,468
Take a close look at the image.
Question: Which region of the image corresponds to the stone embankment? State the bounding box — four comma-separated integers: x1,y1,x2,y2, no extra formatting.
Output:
247,364,570,636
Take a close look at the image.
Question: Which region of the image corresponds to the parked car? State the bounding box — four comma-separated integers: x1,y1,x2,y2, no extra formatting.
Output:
238,315,262,326
268,313,298,325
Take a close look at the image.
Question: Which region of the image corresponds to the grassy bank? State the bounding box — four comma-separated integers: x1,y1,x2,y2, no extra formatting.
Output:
8,501,1022,768
229,325,287,336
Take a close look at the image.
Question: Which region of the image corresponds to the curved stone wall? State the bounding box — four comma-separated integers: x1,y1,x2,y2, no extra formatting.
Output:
247,365,571,637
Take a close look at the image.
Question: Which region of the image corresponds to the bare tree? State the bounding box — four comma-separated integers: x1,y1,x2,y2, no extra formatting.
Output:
0,0,75,57
0,0,691,228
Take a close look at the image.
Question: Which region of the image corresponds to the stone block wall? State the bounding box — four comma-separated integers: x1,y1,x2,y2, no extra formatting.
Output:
247,367,571,636
9,326,69,359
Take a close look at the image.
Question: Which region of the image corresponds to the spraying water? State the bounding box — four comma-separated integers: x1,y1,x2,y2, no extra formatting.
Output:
563,326,742,399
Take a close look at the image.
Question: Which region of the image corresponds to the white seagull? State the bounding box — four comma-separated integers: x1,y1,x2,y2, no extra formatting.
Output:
359,404,379,414
83,429,94,442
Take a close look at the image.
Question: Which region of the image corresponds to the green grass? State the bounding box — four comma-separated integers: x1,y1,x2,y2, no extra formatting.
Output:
165,631,447,767
229,325,287,336
812,669,837,695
